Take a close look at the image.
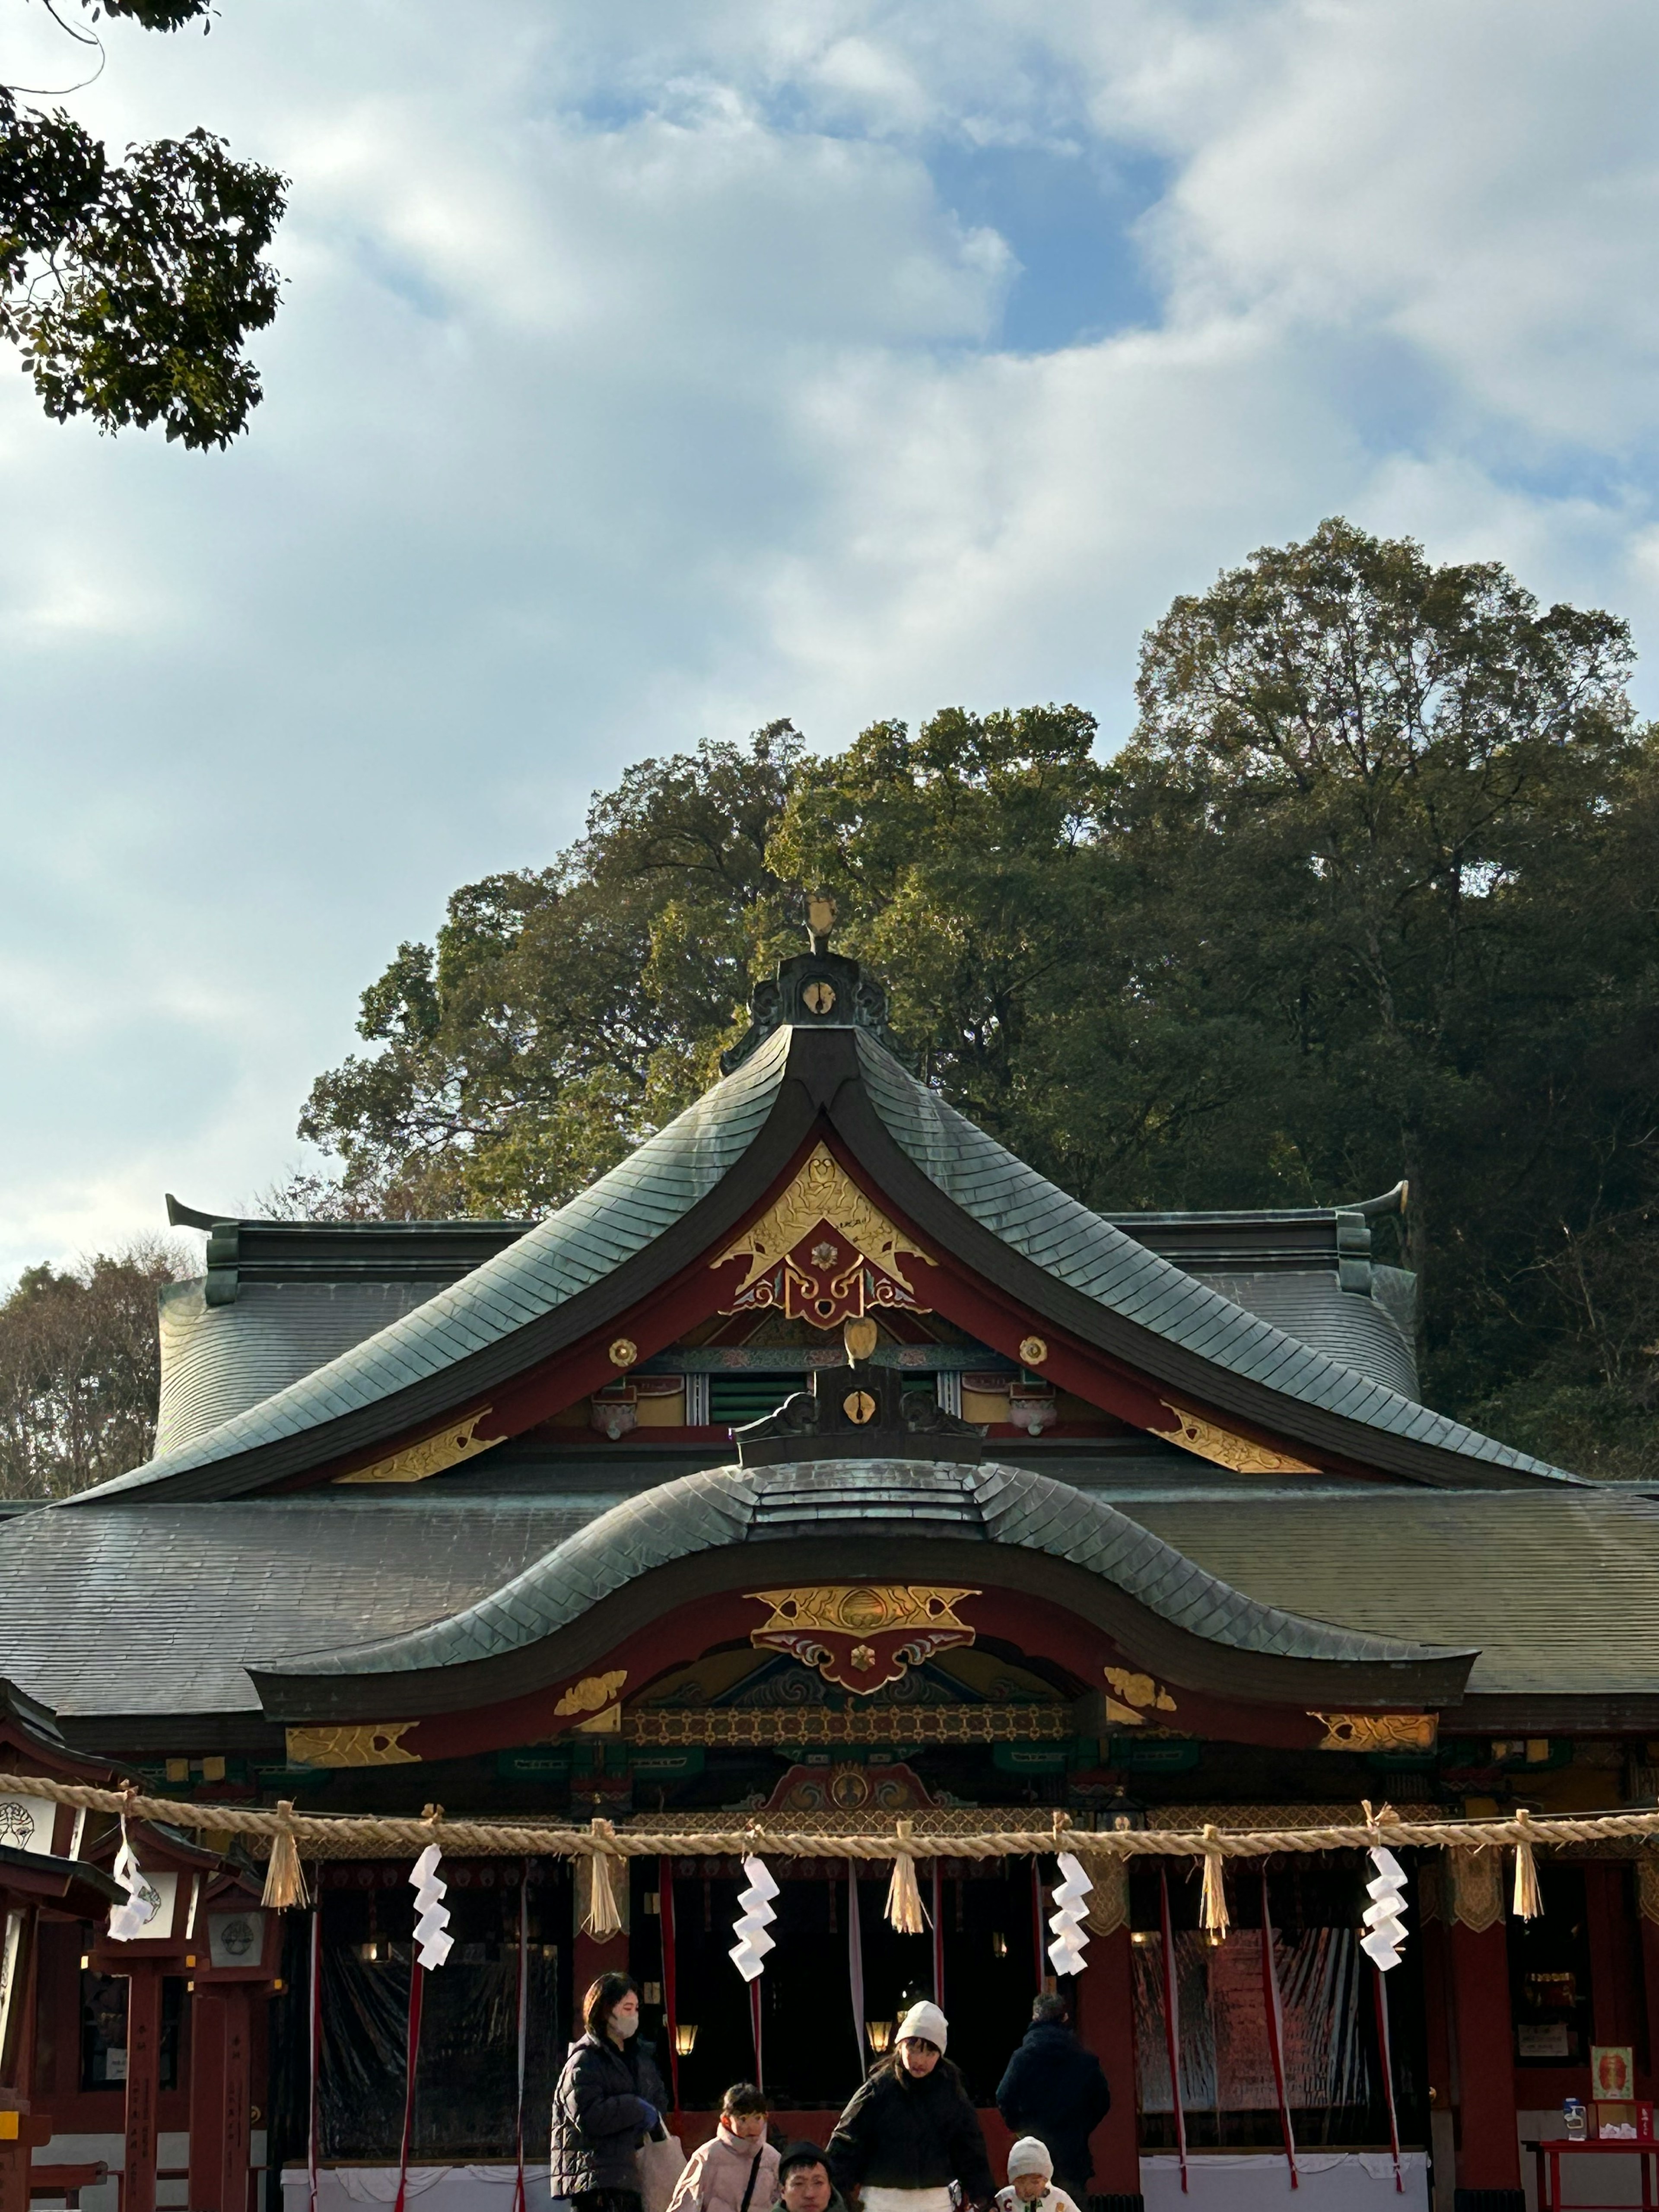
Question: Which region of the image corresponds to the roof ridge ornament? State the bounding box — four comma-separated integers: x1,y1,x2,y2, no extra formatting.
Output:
734,1317,984,1466
721,894,910,1074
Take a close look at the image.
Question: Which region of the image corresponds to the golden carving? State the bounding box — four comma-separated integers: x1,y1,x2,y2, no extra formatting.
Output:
750,1586,977,1636
334,1409,495,1485
556,1670,628,1717
1104,1667,1178,1728
1638,1857,1659,1928
712,1143,935,1325
286,1723,420,1767
747,1585,979,1694
844,1317,879,1362
1446,1846,1504,1933
628,1701,1071,1748
1160,1402,1319,1477
803,981,837,1014
1313,1712,1437,1754
843,1390,877,1424
1019,1336,1048,1367
608,1338,638,1369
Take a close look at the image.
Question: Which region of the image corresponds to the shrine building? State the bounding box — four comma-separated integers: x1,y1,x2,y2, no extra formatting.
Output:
5,926,1659,2212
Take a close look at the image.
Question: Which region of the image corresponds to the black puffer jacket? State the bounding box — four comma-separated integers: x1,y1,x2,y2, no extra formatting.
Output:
826,2059,995,2205
549,2031,668,2198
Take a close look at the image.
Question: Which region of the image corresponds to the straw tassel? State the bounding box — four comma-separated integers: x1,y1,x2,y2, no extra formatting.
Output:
1199,1824,1230,1942
884,1821,928,1935
261,1800,308,1909
1512,1809,1544,1921
582,1818,623,1938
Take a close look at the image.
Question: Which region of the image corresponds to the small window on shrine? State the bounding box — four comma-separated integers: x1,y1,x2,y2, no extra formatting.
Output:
707,1373,806,1426
79,1970,184,2092
1509,1864,1593,2065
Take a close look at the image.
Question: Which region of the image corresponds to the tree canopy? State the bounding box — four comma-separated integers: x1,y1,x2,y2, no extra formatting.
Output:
0,1239,190,1496
294,521,1659,1476
0,0,285,447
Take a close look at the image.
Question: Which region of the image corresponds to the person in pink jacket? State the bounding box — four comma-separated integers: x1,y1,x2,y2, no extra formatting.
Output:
668,2085,780,2212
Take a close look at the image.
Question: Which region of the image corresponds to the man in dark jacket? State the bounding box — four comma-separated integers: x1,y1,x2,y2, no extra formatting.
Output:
995,1995,1111,2204
772,2143,851,2212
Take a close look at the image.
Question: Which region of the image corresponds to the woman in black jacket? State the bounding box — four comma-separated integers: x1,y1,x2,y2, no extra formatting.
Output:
826,2002,994,2212
550,1973,671,2212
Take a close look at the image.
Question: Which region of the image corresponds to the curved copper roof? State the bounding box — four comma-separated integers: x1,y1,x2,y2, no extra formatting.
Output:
68,1018,1573,1503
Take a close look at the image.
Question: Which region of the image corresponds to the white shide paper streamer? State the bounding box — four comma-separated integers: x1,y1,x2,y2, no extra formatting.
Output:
730,1856,779,1982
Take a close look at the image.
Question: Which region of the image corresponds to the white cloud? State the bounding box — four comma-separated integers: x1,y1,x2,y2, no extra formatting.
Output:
4,0,1659,1280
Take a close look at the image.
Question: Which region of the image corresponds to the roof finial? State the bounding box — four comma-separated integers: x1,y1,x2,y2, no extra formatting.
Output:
806,892,837,954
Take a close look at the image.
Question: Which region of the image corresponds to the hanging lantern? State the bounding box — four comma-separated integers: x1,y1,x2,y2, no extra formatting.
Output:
674,2022,698,2056
864,2019,894,2054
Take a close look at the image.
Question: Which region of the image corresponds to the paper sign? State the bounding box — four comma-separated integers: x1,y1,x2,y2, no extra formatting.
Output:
0,1796,58,1856
208,1912,264,1969
1594,2047,1635,2097
0,1913,23,2055
121,1869,179,1941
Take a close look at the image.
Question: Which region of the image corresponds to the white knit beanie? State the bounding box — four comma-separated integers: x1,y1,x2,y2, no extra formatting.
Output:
896,2000,949,2053
1006,2140,1053,2183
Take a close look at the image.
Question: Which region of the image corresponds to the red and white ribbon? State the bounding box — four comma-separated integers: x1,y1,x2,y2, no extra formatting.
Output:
1258,1868,1298,2190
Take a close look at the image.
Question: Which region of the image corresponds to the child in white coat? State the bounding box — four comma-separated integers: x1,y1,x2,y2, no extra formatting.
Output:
995,2138,1079,2212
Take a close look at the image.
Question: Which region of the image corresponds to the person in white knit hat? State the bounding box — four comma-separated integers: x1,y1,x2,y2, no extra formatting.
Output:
825,2002,995,2212
996,2138,1079,2212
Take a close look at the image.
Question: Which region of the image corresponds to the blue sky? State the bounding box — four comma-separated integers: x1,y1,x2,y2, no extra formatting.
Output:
5,0,1659,1279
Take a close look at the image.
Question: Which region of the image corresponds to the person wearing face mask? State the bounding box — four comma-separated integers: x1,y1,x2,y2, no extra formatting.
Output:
824,2003,995,2212
550,1973,671,2212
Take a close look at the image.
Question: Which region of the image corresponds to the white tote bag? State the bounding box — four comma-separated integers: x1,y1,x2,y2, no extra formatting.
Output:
638,2133,687,2212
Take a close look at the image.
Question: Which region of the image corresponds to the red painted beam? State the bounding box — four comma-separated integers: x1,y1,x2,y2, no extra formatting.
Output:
399,1584,1351,1763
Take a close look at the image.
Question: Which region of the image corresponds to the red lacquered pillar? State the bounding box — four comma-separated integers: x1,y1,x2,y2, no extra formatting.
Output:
189,1985,252,2212
1073,1925,1142,2210
1449,1918,1523,2210
122,1961,164,2212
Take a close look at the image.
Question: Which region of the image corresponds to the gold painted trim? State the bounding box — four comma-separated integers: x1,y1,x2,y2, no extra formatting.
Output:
1103,1667,1178,1728
1313,1712,1437,1754
286,1723,420,1768
334,1409,495,1485
712,1142,935,1295
748,1586,978,1636
556,1670,628,1716
1160,1401,1319,1477
628,1701,1067,1747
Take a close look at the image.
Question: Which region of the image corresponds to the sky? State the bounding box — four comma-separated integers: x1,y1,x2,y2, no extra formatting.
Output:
6,0,1659,1283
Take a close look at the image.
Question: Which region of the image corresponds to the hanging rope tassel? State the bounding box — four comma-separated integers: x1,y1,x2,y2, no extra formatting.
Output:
1512,1810,1544,1921
582,1819,623,1938
884,1821,929,1935
1200,1824,1230,1942
262,1801,309,1910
